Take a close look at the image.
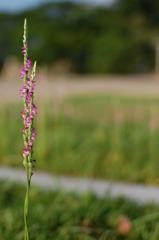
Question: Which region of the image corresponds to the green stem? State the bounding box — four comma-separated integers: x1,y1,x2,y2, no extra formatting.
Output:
24,164,30,240
23,18,31,240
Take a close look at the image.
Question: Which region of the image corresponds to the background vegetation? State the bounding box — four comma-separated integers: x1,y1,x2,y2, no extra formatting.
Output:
0,0,159,73
1,94,159,184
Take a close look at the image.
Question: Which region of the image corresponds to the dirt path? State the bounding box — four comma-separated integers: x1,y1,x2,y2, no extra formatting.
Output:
1,74,159,104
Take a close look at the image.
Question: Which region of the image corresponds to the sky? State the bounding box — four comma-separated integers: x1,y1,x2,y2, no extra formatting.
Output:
0,0,115,13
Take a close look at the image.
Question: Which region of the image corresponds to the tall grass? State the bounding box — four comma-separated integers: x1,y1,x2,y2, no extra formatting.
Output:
1,94,159,184
1,181,159,240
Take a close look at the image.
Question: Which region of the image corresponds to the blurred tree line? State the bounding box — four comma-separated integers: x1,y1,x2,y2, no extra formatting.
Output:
0,0,159,74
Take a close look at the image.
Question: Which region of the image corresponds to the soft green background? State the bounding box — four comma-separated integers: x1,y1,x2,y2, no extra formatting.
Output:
1,94,159,184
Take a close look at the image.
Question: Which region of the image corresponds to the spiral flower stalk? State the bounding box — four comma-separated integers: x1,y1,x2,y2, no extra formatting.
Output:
20,18,37,240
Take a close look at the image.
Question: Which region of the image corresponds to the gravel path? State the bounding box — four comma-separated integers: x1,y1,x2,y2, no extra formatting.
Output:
1,167,159,205
1,74,159,104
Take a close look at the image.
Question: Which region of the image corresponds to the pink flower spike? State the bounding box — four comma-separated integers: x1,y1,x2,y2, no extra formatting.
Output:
31,128,37,141
26,106,30,113
26,78,31,89
25,115,31,128
31,81,36,91
32,127,37,136
32,104,37,115
20,129,26,134
20,59,32,79
20,110,26,118
26,58,31,70
19,85,27,97
26,91,32,105
31,135,36,141
28,140,33,147
20,68,25,79
23,147,30,156
22,42,28,54
21,47,26,54
30,113,34,119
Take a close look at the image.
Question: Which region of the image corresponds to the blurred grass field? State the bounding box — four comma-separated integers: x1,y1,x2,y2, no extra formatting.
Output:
1,94,159,184
1,181,159,240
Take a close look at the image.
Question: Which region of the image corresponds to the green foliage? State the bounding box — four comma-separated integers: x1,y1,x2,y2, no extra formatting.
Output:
0,1,157,73
115,0,159,26
86,33,134,73
1,95,159,184
1,181,159,239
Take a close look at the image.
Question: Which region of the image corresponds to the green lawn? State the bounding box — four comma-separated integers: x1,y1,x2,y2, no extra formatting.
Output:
1,94,159,184
1,181,159,240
